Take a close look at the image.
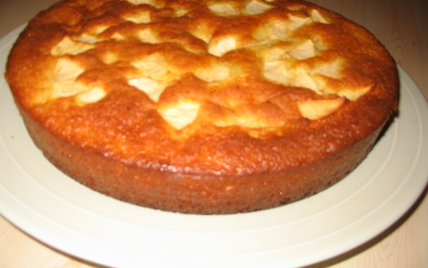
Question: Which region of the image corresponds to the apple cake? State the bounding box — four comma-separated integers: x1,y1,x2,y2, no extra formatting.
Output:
5,0,398,214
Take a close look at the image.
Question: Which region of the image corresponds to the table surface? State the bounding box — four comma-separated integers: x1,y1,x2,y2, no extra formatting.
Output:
0,0,427,267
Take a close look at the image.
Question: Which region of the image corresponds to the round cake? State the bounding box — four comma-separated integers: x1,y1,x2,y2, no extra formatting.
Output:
5,0,398,214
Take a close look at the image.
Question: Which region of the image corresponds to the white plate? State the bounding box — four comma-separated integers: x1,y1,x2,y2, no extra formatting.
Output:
1,25,427,268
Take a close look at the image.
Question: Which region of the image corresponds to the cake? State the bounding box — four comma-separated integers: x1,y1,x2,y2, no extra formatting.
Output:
5,0,398,214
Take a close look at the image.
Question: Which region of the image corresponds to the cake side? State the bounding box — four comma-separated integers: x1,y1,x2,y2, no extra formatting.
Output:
18,100,387,214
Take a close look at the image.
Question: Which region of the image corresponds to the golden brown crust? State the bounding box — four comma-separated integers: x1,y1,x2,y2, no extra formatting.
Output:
6,0,398,214
19,101,386,214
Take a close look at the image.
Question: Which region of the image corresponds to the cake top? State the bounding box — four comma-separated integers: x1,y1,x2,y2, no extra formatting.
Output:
6,0,398,174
